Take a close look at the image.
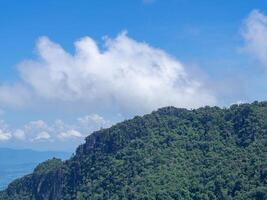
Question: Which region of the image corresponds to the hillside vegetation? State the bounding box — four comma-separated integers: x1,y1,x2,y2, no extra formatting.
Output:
1,102,267,200
0,148,70,190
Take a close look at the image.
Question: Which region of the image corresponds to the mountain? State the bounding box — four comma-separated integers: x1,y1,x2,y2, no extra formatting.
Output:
1,101,267,199
0,148,70,191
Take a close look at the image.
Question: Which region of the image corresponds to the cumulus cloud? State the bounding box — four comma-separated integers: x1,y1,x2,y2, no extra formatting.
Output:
242,10,267,66
77,114,112,131
0,32,217,149
0,129,11,141
58,130,83,140
34,131,51,141
0,120,11,141
15,32,216,115
25,120,49,130
0,113,110,147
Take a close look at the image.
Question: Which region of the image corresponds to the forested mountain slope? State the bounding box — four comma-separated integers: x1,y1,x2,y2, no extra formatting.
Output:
1,102,267,200
0,148,70,190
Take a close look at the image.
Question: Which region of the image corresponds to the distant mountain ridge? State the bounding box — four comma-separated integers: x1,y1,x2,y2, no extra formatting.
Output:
0,148,70,190
1,102,267,199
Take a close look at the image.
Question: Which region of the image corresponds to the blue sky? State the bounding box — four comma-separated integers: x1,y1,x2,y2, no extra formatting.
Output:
0,0,267,151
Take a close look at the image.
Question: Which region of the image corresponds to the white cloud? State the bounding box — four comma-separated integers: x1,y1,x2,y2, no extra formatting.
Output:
25,120,48,130
0,129,12,141
0,32,217,149
34,131,51,141
77,114,111,130
242,10,267,66
0,113,109,146
58,129,83,140
13,129,26,140
15,32,215,115
0,120,11,141
23,120,52,140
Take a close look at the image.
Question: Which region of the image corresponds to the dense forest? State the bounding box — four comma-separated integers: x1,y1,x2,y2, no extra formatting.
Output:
1,102,267,200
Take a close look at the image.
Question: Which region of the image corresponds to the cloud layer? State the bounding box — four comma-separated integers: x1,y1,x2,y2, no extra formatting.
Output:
0,114,111,149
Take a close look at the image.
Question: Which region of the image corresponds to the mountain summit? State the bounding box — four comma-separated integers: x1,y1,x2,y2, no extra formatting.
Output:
1,102,267,200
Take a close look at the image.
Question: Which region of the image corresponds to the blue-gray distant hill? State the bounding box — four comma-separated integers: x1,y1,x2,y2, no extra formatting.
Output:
0,148,70,190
